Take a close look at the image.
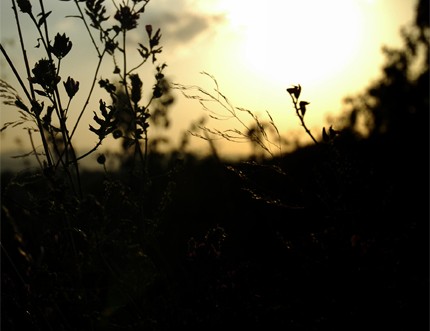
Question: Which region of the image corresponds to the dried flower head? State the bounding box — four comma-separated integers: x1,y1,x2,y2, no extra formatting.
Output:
16,0,32,14
114,5,139,31
30,59,60,93
63,77,79,98
51,33,72,59
129,74,143,104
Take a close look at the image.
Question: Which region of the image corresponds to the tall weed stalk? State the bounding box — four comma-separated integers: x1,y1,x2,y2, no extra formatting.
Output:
0,0,166,195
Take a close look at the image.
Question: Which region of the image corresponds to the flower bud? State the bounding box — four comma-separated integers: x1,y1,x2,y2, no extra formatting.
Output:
63,77,79,98
16,0,32,14
51,33,72,59
145,24,153,37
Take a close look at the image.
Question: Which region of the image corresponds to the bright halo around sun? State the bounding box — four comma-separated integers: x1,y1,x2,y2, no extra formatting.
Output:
219,0,364,88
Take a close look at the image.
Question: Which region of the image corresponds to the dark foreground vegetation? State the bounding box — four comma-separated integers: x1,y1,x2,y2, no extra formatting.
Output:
1,0,428,330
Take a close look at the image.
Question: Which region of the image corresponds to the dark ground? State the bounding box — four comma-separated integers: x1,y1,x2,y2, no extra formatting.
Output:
2,131,428,330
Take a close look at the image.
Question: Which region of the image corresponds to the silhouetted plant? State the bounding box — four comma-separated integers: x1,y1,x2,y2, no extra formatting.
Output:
0,1,178,329
337,0,428,141
173,72,284,160
0,0,169,192
109,66,175,166
1,1,427,330
286,84,318,144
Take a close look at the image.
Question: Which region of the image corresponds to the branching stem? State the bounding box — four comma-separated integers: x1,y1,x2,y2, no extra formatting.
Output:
289,94,319,144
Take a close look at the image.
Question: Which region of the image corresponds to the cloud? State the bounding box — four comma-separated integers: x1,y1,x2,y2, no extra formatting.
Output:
129,2,227,50
157,11,225,45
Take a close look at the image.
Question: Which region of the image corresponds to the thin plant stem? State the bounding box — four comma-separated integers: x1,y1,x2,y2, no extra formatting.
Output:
121,29,145,171
29,1,74,173
64,97,72,118
73,0,101,57
29,14,50,58
289,94,319,145
69,0,106,139
30,0,82,195
70,50,106,139
127,58,149,75
0,45,31,102
39,0,51,53
28,129,43,168
10,0,53,168
76,141,102,161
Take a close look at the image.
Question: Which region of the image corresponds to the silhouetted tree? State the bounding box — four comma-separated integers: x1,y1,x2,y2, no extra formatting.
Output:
339,0,429,144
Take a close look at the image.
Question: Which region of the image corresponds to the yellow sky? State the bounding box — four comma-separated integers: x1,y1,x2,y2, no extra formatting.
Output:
0,0,417,165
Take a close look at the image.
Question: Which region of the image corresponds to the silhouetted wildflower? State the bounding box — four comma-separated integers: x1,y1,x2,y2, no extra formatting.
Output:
299,101,309,117
287,84,301,100
51,33,72,59
105,39,118,55
145,24,153,37
16,0,32,14
30,59,60,93
129,74,143,104
63,77,79,98
114,5,139,31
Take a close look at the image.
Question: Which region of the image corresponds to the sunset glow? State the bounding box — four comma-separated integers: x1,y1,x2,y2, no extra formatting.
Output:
0,0,417,163
220,0,363,85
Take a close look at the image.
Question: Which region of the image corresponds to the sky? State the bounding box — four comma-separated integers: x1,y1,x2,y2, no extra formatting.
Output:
0,0,418,169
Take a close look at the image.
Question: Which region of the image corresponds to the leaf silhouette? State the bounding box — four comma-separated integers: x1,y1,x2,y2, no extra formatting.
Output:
37,11,52,28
